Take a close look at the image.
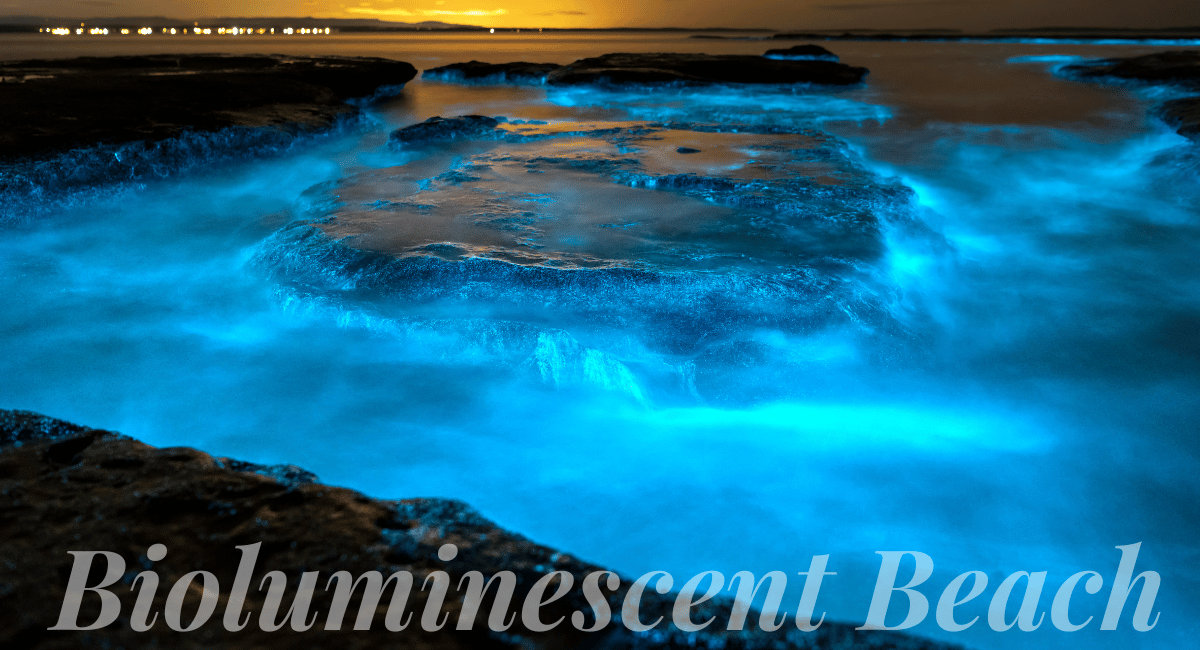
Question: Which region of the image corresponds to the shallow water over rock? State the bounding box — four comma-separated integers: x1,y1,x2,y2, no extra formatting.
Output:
253,118,929,402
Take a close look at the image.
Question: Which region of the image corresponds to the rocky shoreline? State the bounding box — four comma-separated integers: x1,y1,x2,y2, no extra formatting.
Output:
0,54,417,224
0,54,417,161
1061,50,1200,143
0,409,956,650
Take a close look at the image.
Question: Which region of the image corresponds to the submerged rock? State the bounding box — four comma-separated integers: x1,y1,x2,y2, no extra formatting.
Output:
0,409,956,650
1062,51,1200,142
544,52,868,87
389,115,506,146
763,44,840,62
423,60,562,84
257,118,933,403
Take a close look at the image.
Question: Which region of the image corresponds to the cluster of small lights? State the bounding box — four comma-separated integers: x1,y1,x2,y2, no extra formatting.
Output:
40,25,331,36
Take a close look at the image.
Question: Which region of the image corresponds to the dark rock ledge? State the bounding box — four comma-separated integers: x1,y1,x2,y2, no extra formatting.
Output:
1060,50,1200,143
389,115,509,147
0,54,417,224
0,409,958,650
0,54,417,161
422,52,867,87
546,52,867,86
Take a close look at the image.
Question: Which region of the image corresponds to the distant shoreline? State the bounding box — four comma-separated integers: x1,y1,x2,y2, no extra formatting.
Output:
4,22,1200,42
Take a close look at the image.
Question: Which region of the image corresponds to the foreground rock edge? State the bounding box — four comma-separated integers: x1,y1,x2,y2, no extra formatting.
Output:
0,408,959,650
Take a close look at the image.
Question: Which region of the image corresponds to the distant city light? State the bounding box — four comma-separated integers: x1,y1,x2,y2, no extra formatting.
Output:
40,23,332,36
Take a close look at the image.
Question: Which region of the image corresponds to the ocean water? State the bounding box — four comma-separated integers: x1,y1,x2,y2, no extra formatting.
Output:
1,34,1198,649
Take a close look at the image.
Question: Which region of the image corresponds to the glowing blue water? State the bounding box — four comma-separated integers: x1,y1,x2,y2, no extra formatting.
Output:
0,40,1197,650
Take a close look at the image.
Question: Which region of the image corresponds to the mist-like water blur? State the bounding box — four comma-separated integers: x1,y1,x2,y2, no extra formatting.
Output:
1,37,1198,650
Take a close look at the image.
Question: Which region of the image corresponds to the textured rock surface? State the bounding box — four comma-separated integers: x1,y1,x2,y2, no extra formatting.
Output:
423,60,562,84
1062,50,1200,142
389,115,506,146
260,118,933,403
0,409,956,650
544,52,868,87
0,54,418,161
763,45,839,62
0,54,418,224
1161,96,1200,141
1060,50,1200,87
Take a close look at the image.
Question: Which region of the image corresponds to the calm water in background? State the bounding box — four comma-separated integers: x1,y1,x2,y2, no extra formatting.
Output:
1,33,1198,649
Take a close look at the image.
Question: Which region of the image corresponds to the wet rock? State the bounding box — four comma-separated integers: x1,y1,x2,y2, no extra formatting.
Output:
1062,51,1200,142
544,52,868,87
1162,96,1200,142
0,409,957,650
0,408,110,445
423,60,562,84
1060,50,1200,87
763,44,840,62
389,115,507,147
0,54,418,224
0,54,419,162
218,459,321,487
255,119,934,404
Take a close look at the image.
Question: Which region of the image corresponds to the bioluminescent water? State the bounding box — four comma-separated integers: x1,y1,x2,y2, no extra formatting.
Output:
1,36,1197,649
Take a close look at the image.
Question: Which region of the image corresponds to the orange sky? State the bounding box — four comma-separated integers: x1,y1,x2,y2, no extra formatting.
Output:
6,0,1200,30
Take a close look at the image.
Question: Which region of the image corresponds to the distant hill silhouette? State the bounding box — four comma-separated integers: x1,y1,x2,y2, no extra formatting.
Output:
0,15,478,29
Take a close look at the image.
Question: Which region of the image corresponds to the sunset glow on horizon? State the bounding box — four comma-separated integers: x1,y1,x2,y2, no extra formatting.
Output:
6,0,1200,31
